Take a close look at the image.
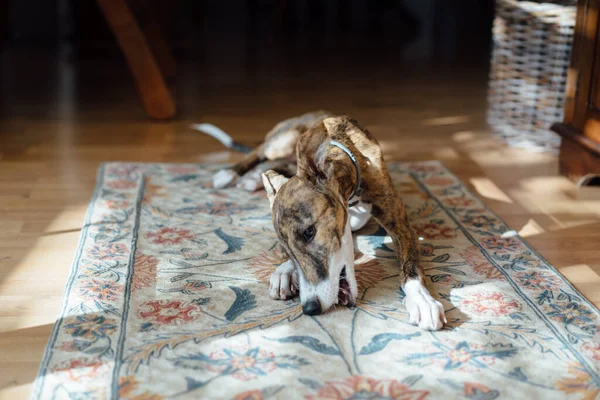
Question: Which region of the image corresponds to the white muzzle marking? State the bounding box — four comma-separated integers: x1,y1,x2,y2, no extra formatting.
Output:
298,218,357,312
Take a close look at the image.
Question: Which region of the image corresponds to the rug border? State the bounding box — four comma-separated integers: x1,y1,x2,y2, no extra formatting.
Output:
109,174,145,398
30,164,107,399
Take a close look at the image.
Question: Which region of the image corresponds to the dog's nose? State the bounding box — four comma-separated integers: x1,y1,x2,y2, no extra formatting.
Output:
302,299,322,316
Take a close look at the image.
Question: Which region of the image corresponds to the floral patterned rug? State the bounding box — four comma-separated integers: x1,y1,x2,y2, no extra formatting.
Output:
32,161,600,400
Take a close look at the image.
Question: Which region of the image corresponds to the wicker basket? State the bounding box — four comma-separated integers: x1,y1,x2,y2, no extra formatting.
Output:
487,0,577,152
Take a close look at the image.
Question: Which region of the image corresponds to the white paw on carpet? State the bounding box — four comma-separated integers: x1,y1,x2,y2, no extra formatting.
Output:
236,173,264,192
213,169,239,188
404,279,446,331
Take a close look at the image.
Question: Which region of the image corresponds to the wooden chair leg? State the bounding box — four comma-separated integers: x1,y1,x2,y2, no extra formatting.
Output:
96,0,176,120
131,0,176,81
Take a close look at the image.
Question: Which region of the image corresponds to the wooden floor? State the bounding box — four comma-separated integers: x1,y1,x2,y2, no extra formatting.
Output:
1,49,599,399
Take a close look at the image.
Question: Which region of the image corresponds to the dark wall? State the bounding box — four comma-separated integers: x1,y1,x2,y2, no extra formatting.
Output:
2,0,494,67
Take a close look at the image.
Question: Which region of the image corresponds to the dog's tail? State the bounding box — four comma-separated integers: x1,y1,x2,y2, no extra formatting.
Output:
191,123,253,153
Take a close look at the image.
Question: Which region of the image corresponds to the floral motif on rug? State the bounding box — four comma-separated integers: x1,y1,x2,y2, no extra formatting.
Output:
31,161,600,399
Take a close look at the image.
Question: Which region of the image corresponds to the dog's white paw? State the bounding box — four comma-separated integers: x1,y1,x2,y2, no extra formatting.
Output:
213,169,239,188
269,260,298,300
403,279,446,331
236,173,264,192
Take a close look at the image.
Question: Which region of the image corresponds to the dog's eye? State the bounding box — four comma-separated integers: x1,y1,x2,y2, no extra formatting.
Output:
303,225,316,241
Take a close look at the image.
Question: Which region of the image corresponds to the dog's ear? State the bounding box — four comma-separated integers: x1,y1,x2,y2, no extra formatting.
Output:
322,116,346,135
323,116,367,139
262,170,289,208
296,122,333,185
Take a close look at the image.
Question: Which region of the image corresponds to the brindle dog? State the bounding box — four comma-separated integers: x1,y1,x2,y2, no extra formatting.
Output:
262,116,446,330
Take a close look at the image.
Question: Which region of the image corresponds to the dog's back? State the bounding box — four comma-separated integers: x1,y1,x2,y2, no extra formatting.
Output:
263,110,333,160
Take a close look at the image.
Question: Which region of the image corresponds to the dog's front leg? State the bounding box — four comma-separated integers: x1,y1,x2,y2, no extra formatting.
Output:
269,259,299,300
370,188,446,330
381,215,446,330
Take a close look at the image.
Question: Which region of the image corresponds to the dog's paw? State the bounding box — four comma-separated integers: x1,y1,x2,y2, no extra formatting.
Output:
269,260,298,300
213,169,239,188
236,172,264,192
403,279,446,331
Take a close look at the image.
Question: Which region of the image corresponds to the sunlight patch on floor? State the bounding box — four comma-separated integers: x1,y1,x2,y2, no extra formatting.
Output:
0,204,87,332
0,238,77,332
0,382,33,400
452,131,476,143
432,147,461,160
469,177,513,203
457,132,600,235
517,219,545,237
422,115,471,126
468,147,555,167
43,206,87,233
518,176,575,196
454,133,555,168
199,151,232,163
509,176,600,228
558,264,600,306
560,264,600,282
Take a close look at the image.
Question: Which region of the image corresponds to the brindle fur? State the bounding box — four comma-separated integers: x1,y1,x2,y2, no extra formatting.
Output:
262,116,444,328
265,116,423,287
226,110,332,182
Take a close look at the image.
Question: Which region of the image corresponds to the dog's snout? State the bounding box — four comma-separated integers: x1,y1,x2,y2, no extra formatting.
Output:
302,299,322,316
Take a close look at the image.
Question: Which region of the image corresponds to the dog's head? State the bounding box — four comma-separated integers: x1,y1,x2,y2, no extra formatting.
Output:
261,121,358,315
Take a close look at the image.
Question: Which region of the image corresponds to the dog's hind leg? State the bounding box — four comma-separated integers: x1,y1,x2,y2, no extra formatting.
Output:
213,144,266,188
366,176,446,331
237,159,296,192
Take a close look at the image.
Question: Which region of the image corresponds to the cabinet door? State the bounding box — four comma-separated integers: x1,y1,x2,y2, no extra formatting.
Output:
568,0,600,142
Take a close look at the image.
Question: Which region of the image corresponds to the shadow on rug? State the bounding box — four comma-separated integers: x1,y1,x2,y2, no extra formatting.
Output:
31,162,600,399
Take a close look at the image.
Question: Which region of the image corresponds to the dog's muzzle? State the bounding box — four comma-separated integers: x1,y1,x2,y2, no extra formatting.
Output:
302,299,322,316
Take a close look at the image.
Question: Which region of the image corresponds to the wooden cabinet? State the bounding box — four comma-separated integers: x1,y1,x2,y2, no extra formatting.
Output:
553,0,600,180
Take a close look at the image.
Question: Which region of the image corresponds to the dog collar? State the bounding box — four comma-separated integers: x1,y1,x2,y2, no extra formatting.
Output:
330,140,362,206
